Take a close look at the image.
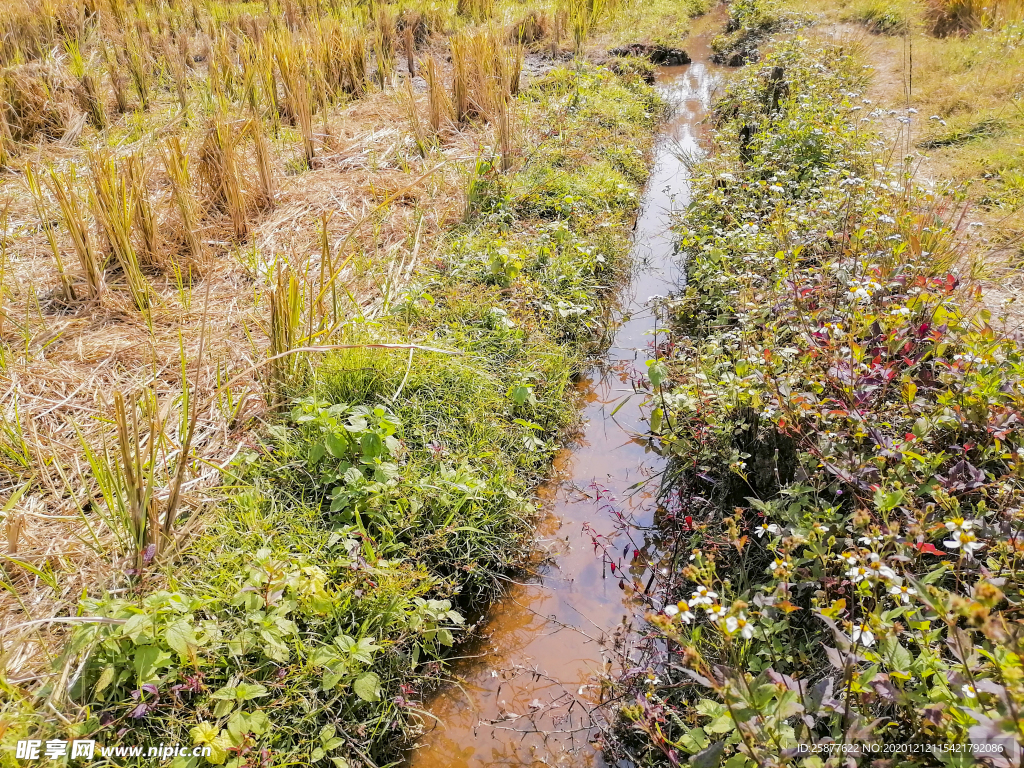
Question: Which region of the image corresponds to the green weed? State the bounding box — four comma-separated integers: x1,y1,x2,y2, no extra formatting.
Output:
608,37,1024,767
37,62,663,768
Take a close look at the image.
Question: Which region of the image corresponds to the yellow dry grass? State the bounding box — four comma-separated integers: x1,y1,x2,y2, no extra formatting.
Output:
0,84,481,684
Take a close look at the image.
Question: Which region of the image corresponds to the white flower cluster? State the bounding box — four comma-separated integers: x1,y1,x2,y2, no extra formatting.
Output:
944,517,985,557
663,587,755,639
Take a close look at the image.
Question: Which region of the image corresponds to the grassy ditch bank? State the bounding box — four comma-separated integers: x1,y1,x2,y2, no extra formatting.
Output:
606,33,1024,768
2,64,662,767
806,0,1024,313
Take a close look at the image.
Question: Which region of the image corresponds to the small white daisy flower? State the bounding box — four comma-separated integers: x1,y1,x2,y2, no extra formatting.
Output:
866,553,897,581
944,529,985,558
691,586,717,606
851,623,875,647
675,600,695,623
944,517,974,534
724,612,755,639
706,603,727,621
847,565,869,583
889,584,916,604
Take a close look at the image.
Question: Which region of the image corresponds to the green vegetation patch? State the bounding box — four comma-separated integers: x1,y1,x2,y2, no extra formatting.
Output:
606,38,1024,766
847,0,913,34
31,64,661,768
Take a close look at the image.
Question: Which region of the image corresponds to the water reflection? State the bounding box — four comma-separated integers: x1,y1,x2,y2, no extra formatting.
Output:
407,33,725,768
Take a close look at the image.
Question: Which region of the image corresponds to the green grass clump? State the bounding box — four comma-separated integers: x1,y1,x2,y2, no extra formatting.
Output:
42,62,662,768
919,114,1007,147
848,0,913,33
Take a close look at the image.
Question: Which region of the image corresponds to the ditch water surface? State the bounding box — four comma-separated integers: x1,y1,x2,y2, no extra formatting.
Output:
407,35,725,768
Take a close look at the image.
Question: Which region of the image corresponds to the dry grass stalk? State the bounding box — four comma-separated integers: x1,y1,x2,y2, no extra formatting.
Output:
120,31,151,110
495,89,514,172
424,55,453,135
404,25,416,78
44,165,107,300
456,28,523,124
457,0,495,22
316,211,338,327
283,0,301,32
510,10,551,46
253,37,280,121
0,110,11,168
451,32,471,125
247,116,275,210
405,78,429,157
373,6,397,88
78,72,106,128
64,40,107,130
162,34,190,112
206,36,225,104
161,323,205,551
339,28,368,97
240,39,263,115
199,115,249,241
89,152,151,312
212,30,237,103
563,0,596,54
161,136,206,269
107,0,130,30
104,44,131,113
313,17,343,103
24,165,78,302
503,41,524,98
0,197,10,338
2,62,78,144
126,151,161,266
112,389,160,572
926,0,1024,33
175,25,192,68
273,33,316,167
551,10,565,58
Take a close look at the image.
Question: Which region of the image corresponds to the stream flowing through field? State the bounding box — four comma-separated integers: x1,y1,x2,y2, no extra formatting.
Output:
408,37,725,768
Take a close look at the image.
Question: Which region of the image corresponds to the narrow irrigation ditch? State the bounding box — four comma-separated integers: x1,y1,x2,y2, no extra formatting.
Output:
407,37,725,768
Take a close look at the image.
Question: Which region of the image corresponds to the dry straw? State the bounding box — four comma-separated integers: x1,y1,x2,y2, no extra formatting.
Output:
24,164,80,302
104,43,131,113
404,25,416,78
199,115,249,241
269,260,303,397
64,40,106,130
88,151,151,312
424,55,453,135
273,32,316,167
161,136,206,269
247,116,275,210
44,165,108,300
373,5,397,88
457,0,495,22
127,151,161,266
405,79,429,157
162,34,190,112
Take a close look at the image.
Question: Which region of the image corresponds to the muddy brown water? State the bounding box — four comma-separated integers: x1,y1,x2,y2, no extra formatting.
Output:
407,39,725,768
